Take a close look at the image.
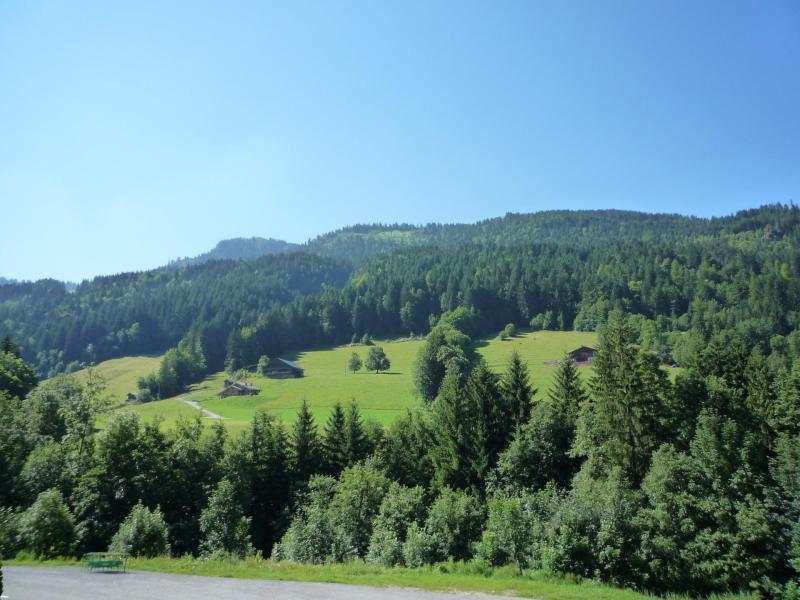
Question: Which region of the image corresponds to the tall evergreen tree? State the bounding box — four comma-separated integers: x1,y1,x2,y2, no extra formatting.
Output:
323,402,348,476
291,399,321,483
573,311,669,486
345,399,369,465
429,366,487,495
500,350,535,429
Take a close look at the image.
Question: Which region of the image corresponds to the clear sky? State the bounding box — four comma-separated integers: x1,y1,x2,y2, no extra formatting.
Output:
1,1,798,282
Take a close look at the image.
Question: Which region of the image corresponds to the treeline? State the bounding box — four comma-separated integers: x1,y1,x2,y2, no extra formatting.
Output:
3,311,800,596
2,205,799,384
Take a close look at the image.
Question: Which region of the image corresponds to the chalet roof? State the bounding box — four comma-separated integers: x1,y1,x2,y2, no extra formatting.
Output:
222,381,260,392
569,346,597,354
266,357,304,371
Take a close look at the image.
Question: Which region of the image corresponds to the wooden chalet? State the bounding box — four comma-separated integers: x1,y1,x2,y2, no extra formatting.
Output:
569,346,597,363
261,357,304,379
218,381,261,398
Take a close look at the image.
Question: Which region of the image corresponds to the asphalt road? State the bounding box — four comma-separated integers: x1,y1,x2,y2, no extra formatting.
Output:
3,567,512,600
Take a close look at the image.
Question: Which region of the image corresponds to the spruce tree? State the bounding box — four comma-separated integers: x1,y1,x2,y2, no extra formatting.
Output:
323,402,348,476
291,399,321,483
429,366,487,494
345,399,369,465
500,350,536,430
468,360,511,469
573,311,669,486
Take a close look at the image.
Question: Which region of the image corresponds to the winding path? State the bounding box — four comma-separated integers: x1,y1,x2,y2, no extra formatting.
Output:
3,567,514,600
183,399,225,419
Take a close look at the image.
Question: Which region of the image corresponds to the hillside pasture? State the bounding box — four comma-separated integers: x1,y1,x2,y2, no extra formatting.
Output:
107,330,597,431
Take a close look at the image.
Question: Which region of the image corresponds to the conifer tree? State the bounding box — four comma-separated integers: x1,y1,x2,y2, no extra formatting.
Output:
468,361,511,469
323,402,348,476
345,399,369,465
573,311,669,486
291,399,321,483
500,350,536,429
429,366,487,494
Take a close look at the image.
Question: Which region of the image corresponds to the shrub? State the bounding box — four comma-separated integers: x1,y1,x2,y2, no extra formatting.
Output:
503,323,516,339
19,489,77,558
199,479,253,558
402,522,438,567
110,502,170,557
366,483,426,566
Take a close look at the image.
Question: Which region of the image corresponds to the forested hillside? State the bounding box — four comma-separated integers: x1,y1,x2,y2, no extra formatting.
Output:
1,204,798,380
3,204,800,597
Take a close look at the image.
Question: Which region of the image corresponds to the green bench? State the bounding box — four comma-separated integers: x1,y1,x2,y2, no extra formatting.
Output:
82,552,128,572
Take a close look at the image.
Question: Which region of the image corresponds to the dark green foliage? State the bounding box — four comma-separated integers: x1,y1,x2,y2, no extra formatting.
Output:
0,345,37,400
574,312,670,486
413,323,474,403
428,367,487,494
490,358,583,493
322,402,348,476
380,410,434,489
344,400,369,465
290,399,322,484
500,350,536,430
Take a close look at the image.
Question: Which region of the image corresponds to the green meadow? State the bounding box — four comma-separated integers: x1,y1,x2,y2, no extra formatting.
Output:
74,354,163,404
100,330,597,433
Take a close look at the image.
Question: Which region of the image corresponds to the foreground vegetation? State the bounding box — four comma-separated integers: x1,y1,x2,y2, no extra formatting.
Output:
5,556,752,600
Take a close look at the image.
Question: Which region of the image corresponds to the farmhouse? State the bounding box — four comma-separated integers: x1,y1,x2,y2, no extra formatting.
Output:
569,346,597,363
261,357,304,379
217,381,261,398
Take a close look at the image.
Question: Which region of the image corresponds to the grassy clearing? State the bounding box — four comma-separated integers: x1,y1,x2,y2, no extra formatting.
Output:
73,354,163,404
6,556,752,600
105,330,597,432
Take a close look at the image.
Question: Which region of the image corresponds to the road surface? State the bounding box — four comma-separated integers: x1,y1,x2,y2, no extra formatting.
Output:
3,567,512,600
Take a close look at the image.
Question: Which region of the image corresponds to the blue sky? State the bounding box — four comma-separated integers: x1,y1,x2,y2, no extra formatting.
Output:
1,0,799,282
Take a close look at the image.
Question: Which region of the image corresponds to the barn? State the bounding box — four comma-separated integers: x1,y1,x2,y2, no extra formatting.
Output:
261,357,304,379
217,382,261,398
569,346,597,363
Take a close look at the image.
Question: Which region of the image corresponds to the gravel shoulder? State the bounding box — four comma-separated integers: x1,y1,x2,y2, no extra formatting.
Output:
3,566,515,600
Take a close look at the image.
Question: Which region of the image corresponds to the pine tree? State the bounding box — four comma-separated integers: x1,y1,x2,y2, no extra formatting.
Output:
323,402,348,476
345,399,368,465
548,353,586,426
429,366,487,495
500,350,536,429
291,399,322,483
573,311,669,486
468,361,511,469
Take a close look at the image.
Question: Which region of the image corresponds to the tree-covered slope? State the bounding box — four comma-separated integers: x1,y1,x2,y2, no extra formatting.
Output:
1,204,799,377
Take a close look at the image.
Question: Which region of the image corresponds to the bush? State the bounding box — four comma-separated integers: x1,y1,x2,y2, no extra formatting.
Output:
19,489,78,558
402,522,438,567
272,476,336,563
110,502,170,557
402,487,484,566
475,493,536,570
199,479,253,558
366,483,426,566
503,323,516,339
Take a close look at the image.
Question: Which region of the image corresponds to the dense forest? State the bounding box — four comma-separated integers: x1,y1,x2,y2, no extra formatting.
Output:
1,205,798,384
2,205,800,596
3,306,800,596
